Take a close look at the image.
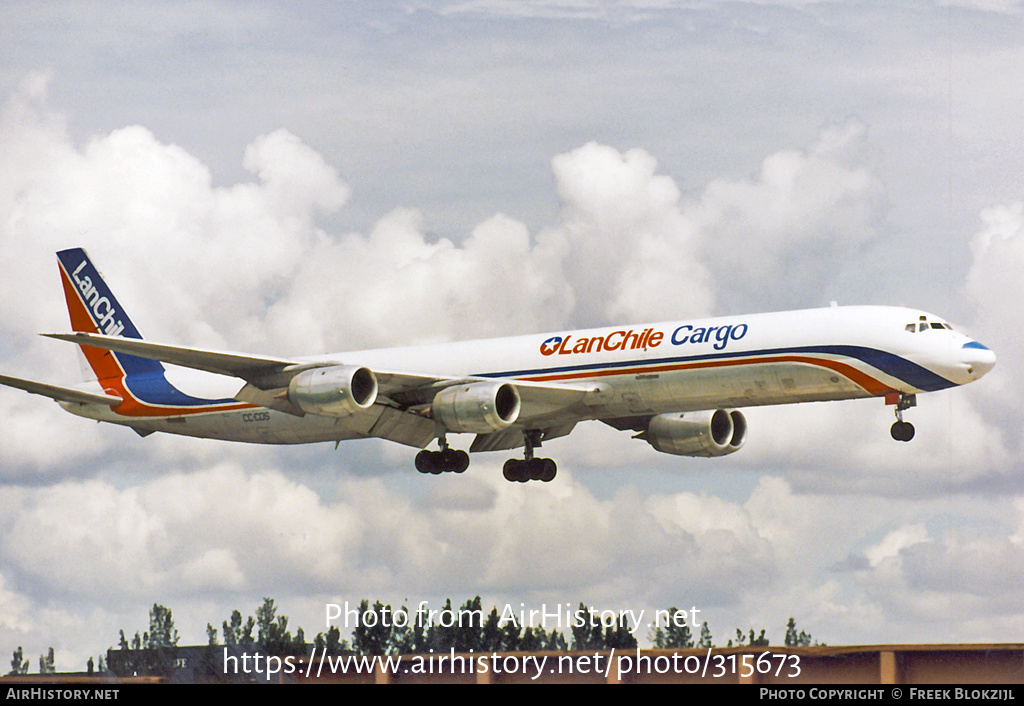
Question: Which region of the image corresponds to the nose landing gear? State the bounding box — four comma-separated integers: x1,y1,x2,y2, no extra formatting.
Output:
889,393,916,442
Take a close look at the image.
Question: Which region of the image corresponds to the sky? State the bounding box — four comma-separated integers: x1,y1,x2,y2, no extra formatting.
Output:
2,0,1024,671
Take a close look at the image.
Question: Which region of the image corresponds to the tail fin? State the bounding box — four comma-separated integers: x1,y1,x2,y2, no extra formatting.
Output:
56,248,164,381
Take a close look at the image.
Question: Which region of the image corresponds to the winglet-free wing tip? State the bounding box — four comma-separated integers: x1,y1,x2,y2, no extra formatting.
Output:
0,373,122,407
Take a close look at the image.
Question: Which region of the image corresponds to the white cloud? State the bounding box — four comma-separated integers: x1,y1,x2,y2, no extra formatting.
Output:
864,524,930,567
693,119,887,312
543,141,715,325
739,391,1012,496
1,60,1022,665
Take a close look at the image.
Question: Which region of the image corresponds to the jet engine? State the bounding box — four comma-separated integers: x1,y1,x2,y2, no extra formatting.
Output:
432,382,521,433
288,365,378,417
641,409,747,457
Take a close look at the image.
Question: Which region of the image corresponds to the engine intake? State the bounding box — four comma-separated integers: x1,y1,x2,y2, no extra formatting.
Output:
643,409,747,457
288,365,378,417
432,382,521,433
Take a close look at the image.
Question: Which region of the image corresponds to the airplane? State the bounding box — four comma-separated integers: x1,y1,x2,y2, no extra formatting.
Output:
0,248,996,482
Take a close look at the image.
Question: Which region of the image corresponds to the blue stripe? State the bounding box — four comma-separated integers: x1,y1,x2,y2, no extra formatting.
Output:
125,372,238,408
475,345,956,393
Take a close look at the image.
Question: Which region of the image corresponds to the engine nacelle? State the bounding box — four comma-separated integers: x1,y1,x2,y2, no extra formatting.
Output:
643,409,747,457
288,365,378,417
432,382,521,434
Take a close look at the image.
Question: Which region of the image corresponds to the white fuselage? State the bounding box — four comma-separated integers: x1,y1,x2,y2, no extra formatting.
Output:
62,305,993,447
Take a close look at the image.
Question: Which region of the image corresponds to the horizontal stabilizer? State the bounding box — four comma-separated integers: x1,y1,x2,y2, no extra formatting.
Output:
0,374,122,407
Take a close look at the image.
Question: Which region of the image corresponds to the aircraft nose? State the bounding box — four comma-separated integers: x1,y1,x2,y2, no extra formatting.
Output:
961,341,996,378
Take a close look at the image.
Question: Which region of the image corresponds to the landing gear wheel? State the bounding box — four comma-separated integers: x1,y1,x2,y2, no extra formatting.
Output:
415,450,433,474
450,449,470,473
890,421,915,442
503,459,526,482
502,457,557,482
416,447,471,474
502,429,559,482
538,458,557,482
889,394,917,442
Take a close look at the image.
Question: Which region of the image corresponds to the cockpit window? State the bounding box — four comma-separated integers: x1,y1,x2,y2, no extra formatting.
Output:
905,318,953,333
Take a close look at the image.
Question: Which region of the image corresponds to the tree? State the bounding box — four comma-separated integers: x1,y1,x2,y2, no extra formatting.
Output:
545,629,568,651
425,598,456,653
38,647,55,674
313,626,350,655
109,603,180,677
784,617,813,647
390,604,425,654
452,596,484,653
650,607,695,649
8,646,28,675
727,628,769,648
697,621,713,648
571,603,606,650
570,603,590,650
255,597,307,655
587,612,606,650
351,599,393,655
520,626,542,651
147,604,179,649
605,616,637,649
480,608,503,652
500,614,522,652
222,609,255,647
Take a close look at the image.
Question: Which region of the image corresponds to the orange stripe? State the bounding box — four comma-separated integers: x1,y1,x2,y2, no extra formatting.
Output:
518,354,898,397
59,262,253,418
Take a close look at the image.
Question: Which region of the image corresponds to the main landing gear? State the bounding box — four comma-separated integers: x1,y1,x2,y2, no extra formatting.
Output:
415,436,469,474
502,429,557,483
414,430,559,482
890,393,916,442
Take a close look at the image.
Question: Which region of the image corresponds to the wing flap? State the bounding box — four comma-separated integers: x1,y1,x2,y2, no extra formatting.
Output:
367,406,437,448
470,422,578,452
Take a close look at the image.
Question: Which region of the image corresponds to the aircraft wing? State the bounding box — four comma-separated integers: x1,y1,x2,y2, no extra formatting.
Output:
44,331,455,396
43,331,605,422
44,332,301,380
0,373,122,407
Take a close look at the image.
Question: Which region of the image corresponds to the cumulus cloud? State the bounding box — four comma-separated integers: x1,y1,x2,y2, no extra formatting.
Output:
693,119,887,312
0,461,784,659
540,142,714,325
2,76,1022,665
533,121,891,326
739,390,1012,497
0,81,893,373
965,202,1024,416
848,513,1024,643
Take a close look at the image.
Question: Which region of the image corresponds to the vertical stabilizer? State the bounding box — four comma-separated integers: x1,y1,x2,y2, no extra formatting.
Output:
56,248,164,381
